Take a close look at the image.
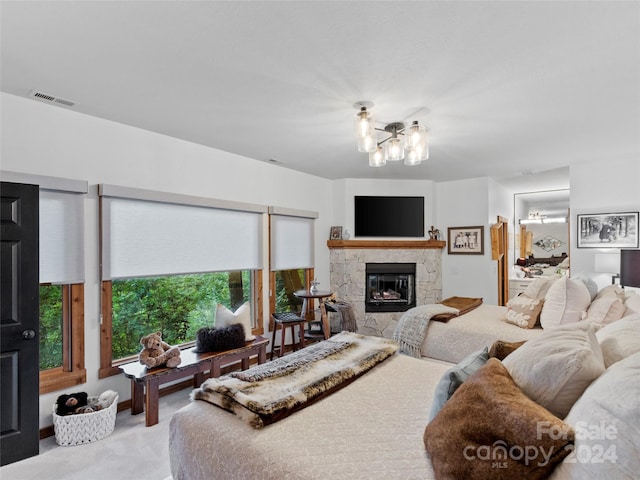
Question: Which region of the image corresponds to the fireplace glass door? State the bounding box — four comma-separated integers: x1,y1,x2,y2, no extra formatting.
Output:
366,263,416,312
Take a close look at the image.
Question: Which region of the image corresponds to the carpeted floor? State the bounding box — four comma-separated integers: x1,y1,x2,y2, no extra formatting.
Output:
0,389,191,480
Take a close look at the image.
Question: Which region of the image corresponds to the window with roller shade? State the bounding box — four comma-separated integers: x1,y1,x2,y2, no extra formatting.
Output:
0,171,87,394
98,185,266,374
269,207,317,316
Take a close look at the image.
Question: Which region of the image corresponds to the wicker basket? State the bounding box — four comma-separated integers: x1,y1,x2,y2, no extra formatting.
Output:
52,394,119,446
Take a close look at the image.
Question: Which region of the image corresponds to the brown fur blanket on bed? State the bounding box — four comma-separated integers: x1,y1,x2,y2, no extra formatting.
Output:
191,332,398,429
431,296,483,322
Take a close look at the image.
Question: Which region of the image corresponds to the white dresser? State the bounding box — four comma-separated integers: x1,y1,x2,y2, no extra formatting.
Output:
508,277,535,300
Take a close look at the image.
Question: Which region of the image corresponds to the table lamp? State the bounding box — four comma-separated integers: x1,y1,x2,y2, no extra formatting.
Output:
594,253,620,285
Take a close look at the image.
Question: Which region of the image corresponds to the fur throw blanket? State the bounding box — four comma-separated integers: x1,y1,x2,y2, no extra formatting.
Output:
327,301,358,332
392,304,460,358
194,323,246,352
192,332,398,428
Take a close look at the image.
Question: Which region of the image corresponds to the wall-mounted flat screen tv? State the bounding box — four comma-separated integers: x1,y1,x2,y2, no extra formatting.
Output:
354,196,424,237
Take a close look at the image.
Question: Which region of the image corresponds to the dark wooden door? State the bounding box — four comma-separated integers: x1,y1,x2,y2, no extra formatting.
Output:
1,182,40,466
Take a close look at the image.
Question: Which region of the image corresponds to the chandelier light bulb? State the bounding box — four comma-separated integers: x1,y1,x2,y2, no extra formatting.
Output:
354,107,374,140
385,137,404,161
358,131,377,153
405,148,421,166
405,121,427,151
369,146,386,167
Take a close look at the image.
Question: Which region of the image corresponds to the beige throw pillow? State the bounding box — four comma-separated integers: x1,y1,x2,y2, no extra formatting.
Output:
506,294,544,328
540,277,591,329
595,284,625,301
215,302,255,341
502,322,605,418
425,358,574,480
584,295,625,325
595,312,640,368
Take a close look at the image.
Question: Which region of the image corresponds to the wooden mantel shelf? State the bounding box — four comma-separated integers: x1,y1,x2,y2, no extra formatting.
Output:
327,239,446,249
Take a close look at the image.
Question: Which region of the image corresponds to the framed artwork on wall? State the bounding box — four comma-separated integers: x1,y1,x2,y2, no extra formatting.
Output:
448,226,484,255
576,212,639,248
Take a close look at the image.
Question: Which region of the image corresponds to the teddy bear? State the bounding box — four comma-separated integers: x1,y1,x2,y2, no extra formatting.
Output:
95,389,118,410
138,331,182,369
56,392,89,416
73,389,119,414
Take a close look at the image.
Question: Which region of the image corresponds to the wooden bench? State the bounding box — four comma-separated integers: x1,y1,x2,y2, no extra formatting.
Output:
119,335,269,426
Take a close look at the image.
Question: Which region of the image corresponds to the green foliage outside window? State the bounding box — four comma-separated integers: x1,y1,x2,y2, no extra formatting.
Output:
111,271,251,360
274,269,305,313
40,285,63,370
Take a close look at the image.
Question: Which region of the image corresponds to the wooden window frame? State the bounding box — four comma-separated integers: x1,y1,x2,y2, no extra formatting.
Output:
40,283,86,394
99,271,263,379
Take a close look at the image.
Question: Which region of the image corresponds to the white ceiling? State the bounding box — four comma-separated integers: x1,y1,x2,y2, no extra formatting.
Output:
1,1,639,193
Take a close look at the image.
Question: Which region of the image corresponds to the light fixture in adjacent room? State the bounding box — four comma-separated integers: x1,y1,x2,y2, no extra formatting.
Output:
519,212,567,225
519,213,542,225
353,102,429,167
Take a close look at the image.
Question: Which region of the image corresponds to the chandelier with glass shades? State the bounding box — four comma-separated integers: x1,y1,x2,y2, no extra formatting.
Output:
353,101,428,167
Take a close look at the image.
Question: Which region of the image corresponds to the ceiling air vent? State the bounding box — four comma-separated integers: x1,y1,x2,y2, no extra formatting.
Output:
29,90,75,107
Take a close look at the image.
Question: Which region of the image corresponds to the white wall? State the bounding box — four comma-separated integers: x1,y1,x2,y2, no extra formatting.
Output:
1,92,334,427
332,177,437,239
569,158,640,290
437,177,510,304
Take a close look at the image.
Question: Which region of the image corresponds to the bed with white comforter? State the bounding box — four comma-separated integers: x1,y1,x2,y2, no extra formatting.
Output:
419,303,543,363
169,352,449,480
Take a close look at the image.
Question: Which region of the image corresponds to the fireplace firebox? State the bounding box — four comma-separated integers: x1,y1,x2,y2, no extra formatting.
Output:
365,263,416,312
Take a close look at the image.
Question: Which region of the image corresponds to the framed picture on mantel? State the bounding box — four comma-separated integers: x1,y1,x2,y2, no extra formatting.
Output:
448,226,484,255
329,226,343,240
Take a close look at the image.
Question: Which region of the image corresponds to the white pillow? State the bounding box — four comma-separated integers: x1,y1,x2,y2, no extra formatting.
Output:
624,294,640,316
584,295,626,325
549,352,640,480
502,322,605,418
540,276,592,329
595,312,640,368
523,276,558,299
215,302,255,341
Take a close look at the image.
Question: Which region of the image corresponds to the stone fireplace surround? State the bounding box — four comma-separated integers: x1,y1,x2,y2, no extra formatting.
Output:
328,240,446,338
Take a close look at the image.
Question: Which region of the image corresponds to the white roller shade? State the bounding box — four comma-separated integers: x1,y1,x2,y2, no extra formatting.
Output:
40,190,85,284
1,172,88,285
100,186,265,280
270,207,317,271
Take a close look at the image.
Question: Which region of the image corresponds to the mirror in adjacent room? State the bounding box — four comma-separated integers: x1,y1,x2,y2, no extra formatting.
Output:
514,189,570,278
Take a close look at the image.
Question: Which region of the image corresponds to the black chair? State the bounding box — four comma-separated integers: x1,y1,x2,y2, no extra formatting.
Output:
270,312,307,360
